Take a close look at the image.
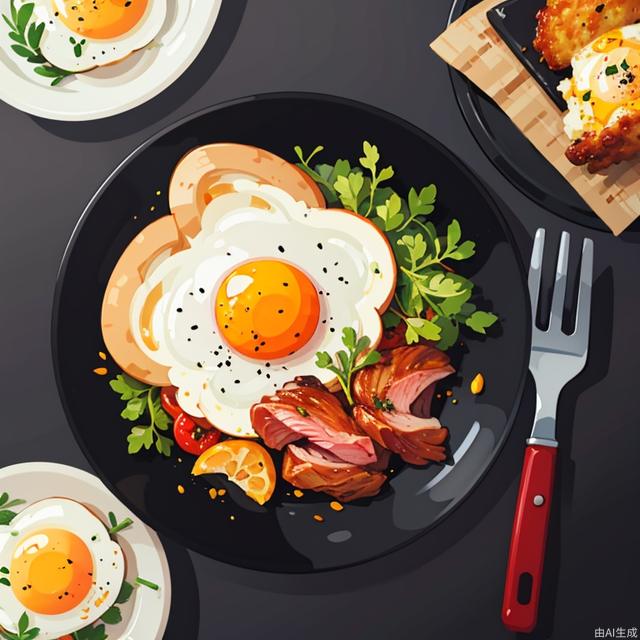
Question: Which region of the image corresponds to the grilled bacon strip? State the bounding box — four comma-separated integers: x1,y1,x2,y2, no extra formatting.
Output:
282,442,387,502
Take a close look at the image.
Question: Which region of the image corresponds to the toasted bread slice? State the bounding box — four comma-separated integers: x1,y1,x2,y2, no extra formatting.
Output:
101,216,183,386
169,143,325,238
102,144,326,386
534,0,640,70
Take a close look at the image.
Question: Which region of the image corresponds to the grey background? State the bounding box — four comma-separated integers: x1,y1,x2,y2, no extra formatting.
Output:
0,1,638,639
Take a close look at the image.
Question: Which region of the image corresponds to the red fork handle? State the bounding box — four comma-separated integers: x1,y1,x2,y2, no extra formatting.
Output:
502,444,557,633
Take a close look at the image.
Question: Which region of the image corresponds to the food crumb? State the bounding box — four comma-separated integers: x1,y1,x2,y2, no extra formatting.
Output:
470,373,485,395
218,489,227,496
177,484,185,494
452,399,458,405
208,488,217,500
93,367,108,376
293,489,304,498
177,457,182,463
150,205,156,212
230,515,235,521
521,46,527,52
98,351,107,361
330,501,343,512
313,514,324,522
436,393,442,399
156,190,161,196
445,390,453,397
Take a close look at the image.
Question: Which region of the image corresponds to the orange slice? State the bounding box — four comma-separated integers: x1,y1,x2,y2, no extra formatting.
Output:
192,440,276,505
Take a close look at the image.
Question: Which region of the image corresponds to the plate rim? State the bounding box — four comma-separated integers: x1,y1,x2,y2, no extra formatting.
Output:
0,0,222,122
51,91,531,573
0,461,172,639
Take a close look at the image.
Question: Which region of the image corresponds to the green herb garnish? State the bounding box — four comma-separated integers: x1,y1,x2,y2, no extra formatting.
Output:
295,142,498,350
0,612,39,640
107,512,133,536
2,1,73,86
295,406,309,417
135,577,160,591
109,374,173,457
69,36,86,58
582,90,592,101
621,58,630,71
605,64,619,76
72,624,107,640
315,327,381,405
373,395,395,412
0,491,25,526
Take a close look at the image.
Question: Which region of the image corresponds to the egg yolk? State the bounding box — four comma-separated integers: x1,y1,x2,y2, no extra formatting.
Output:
587,44,640,128
215,260,320,361
10,528,94,615
52,0,148,39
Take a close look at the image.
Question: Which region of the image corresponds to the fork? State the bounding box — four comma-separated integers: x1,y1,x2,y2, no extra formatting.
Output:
502,229,594,633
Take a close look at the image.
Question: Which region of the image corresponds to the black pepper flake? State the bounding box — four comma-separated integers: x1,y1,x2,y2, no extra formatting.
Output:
234,379,240,384
595,3,605,12
191,325,199,330
282,282,289,287
277,245,285,253
317,242,323,249
177,307,183,313
199,287,205,294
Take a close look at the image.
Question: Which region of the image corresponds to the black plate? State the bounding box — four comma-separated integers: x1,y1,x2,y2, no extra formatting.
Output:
487,0,569,110
52,93,529,572
450,0,640,232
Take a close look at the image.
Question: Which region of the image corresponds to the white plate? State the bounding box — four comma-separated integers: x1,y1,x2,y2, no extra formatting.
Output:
0,0,222,121
0,462,171,640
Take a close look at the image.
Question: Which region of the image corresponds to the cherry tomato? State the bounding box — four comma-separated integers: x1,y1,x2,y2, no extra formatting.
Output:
173,412,221,455
378,321,407,350
160,386,182,419
161,386,216,429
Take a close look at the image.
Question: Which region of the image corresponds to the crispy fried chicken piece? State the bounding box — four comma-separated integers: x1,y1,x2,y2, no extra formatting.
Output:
282,443,387,502
565,112,640,172
534,0,640,70
352,345,453,465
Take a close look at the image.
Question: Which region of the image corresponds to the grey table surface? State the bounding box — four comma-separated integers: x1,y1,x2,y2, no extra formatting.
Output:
0,1,638,639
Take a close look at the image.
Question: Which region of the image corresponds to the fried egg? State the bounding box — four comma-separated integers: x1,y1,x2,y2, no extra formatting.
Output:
559,24,640,139
27,0,166,73
0,499,124,639
130,179,396,437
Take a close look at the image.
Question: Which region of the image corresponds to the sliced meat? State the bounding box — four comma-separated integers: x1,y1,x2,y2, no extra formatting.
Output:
352,405,448,466
352,346,453,465
282,443,387,502
250,376,377,466
353,345,454,414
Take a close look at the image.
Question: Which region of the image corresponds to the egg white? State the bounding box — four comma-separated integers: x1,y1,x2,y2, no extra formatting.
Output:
130,180,395,437
26,0,167,72
559,23,640,140
0,499,125,639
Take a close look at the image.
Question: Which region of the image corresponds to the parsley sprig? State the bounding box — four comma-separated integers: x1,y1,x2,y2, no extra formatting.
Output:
109,374,173,457
0,492,25,527
0,612,39,640
315,327,381,406
2,1,73,86
295,142,498,350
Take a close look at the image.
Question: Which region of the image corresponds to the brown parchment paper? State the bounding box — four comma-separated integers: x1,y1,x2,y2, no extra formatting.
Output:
430,0,640,235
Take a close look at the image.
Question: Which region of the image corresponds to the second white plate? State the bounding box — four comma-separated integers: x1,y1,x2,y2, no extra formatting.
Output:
0,0,222,121
0,462,171,640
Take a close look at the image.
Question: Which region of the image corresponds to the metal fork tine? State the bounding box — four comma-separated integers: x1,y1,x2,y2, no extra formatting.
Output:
549,231,570,329
528,228,545,324
573,238,594,341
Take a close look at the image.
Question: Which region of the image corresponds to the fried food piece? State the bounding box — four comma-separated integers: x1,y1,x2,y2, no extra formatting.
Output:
534,0,640,70
565,111,640,172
